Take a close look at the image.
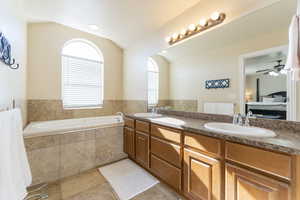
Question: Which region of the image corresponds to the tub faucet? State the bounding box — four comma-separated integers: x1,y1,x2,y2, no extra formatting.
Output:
116,112,124,118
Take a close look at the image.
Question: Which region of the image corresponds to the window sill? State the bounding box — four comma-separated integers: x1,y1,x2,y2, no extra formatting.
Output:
63,105,103,110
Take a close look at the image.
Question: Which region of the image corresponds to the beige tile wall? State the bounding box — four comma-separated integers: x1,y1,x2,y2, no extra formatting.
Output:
27,99,198,123
28,99,149,123
168,100,198,112
25,126,127,185
27,100,124,122
122,100,148,114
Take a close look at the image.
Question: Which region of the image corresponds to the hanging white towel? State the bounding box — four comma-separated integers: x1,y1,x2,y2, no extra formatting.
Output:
0,109,32,200
285,15,300,81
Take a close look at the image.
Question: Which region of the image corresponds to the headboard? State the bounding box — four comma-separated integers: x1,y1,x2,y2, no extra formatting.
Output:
267,91,287,98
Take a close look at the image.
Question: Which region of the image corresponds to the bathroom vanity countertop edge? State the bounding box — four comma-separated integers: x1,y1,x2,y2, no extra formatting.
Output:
125,113,300,155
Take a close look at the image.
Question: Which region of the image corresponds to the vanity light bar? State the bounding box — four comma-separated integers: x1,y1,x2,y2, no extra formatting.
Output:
166,12,226,45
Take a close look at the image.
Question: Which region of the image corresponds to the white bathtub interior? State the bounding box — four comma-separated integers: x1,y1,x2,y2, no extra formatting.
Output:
24,115,124,137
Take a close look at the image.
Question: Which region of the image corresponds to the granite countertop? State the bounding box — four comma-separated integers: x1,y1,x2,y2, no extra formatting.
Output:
125,114,300,155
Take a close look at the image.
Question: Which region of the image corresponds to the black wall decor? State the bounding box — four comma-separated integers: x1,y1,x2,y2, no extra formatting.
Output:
205,79,230,89
0,32,19,69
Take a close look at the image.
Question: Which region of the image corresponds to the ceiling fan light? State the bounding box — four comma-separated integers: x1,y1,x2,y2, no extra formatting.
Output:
280,69,287,74
269,71,279,76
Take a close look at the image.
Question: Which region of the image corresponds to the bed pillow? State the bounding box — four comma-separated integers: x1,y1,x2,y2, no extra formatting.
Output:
274,96,285,102
262,97,275,103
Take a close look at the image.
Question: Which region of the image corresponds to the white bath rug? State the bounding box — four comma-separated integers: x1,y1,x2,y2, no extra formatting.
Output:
98,159,159,200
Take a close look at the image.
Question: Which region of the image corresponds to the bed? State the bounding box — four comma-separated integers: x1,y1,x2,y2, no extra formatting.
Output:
246,91,287,120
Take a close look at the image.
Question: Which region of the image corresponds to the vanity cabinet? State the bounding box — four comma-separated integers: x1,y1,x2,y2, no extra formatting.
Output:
183,148,222,200
123,116,300,200
150,124,182,191
124,127,135,159
226,164,290,200
135,131,149,168
151,136,181,168
151,154,182,190
183,132,223,200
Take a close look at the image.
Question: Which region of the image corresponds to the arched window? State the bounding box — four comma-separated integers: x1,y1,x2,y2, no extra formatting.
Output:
62,39,103,108
148,58,159,105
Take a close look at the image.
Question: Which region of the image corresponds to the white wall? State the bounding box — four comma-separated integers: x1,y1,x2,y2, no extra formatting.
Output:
123,0,282,101
27,22,123,100
0,0,27,123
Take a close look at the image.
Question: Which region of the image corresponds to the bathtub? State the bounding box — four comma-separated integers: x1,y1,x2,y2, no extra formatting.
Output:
24,115,127,185
24,115,124,137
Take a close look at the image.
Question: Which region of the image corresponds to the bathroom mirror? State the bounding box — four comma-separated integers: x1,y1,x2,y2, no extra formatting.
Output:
148,0,299,121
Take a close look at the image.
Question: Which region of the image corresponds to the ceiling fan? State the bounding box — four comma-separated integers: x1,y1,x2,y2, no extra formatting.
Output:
256,60,286,76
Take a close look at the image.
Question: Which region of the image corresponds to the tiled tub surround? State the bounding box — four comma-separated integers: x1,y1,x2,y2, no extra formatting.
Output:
27,99,147,122
126,110,300,155
27,99,124,122
24,126,127,185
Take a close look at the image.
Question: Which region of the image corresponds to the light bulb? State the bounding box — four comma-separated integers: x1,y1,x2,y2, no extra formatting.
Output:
269,71,279,76
165,36,172,43
188,24,196,31
180,29,187,36
199,19,208,27
172,33,179,40
211,12,221,21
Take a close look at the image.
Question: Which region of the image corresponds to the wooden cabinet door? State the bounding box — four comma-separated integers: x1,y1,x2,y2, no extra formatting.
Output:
124,127,135,159
184,148,222,200
226,164,290,200
135,132,149,168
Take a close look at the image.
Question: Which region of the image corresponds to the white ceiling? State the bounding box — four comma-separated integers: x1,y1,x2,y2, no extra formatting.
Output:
245,52,287,75
22,0,201,48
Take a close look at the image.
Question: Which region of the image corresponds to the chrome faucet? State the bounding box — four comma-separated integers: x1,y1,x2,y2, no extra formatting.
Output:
233,112,252,126
232,114,239,125
151,107,157,114
237,114,244,126
233,113,243,125
116,112,124,118
245,111,253,126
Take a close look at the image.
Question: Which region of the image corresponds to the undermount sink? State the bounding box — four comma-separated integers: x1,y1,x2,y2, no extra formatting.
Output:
204,122,276,138
134,113,162,118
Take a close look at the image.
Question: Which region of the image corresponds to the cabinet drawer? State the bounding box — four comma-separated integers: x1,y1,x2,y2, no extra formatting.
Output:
124,117,134,128
151,154,181,191
184,132,222,157
226,142,292,179
151,124,181,144
136,120,150,134
151,136,181,168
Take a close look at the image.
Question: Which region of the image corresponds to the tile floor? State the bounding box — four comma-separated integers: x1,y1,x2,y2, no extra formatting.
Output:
27,168,184,200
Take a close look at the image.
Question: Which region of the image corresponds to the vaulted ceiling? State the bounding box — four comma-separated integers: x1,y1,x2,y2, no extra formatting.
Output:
22,0,201,48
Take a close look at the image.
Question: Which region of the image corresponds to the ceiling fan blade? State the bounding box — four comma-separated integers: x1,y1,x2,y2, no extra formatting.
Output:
256,69,270,73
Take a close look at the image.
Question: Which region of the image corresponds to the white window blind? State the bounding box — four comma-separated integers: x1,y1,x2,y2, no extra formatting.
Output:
148,58,159,105
148,71,159,105
62,55,103,108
